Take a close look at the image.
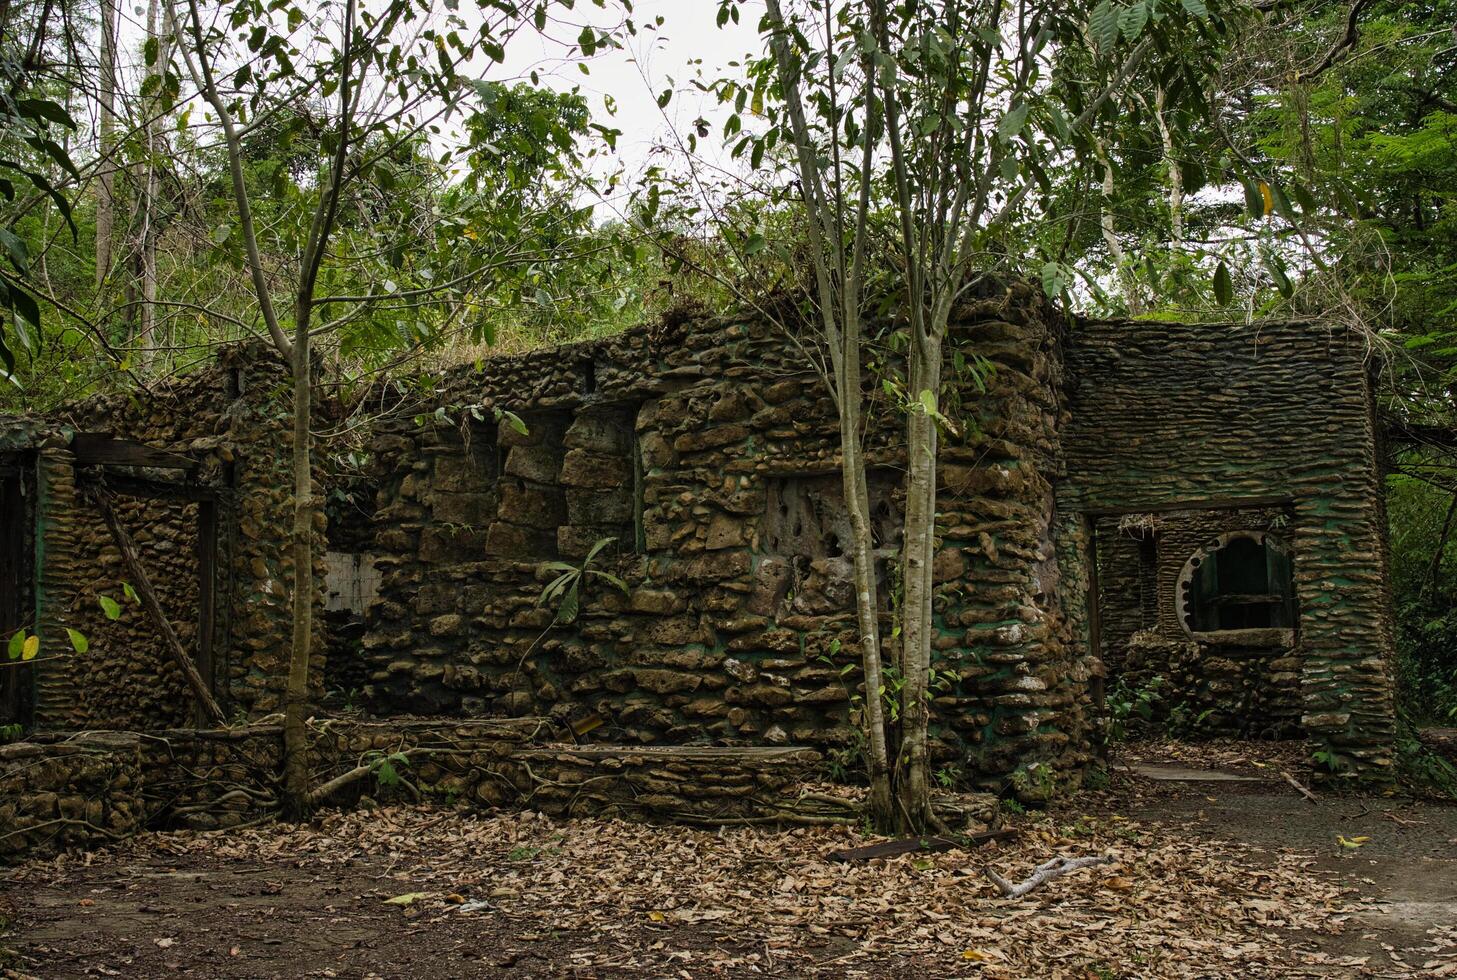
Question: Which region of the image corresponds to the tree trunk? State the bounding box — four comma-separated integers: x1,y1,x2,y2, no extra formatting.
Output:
281,316,314,820
1153,87,1184,245
1095,139,1141,314
898,334,941,831
136,0,168,369
95,0,117,290
836,333,895,831
762,0,894,832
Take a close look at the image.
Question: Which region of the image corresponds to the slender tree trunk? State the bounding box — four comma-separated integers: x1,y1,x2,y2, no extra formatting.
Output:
281,306,314,819
1422,491,1457,605
1153,87,1184,245
1095,139,1141,314
136,0,168,369
898,333,941,831
762,0,894,830
95,0,117,290
836,328,895,830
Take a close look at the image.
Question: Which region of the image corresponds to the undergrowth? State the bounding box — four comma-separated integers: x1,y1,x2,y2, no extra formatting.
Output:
1396,714,1457,801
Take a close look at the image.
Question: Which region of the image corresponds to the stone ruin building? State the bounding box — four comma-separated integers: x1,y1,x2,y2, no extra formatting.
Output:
0,286,1399,855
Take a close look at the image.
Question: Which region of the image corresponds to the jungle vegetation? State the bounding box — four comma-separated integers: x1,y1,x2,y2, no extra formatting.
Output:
2,0,1454,814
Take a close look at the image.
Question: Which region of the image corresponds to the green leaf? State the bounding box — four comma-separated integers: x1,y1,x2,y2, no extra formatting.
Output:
65,628,88,653
3,163,74,235
1090,1,1120,53
212,224,232,245
6,631,23,660
498,409,528,436
122,582,139,604
578,26,596,55
1242,180,1266,220
743,232,767,255
1263,253,1294,298
1290,182,1317,215
1271,185,1298,223
1040,260,1068,298
1180,0,1209,18
1118,1,1148,40
1213,261,1233,305
0,228,30,275
0,332,13,382
555,583,580,624
9,284,40,330
98,595,122,620
588,570,630,595
144,36,159,66
997,102,1029,142
918,389,937,414
585,536,616,564
17,98,77,130
657,89,671,109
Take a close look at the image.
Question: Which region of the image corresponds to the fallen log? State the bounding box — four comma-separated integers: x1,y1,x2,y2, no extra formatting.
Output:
829,829,1018,862
986,853,1114,899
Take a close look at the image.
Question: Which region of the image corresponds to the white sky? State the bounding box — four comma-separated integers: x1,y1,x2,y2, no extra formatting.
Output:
102,0,766,185
496,0,764,177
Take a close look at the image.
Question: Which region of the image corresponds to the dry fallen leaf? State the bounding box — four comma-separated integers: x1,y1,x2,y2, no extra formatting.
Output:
384,892,429,906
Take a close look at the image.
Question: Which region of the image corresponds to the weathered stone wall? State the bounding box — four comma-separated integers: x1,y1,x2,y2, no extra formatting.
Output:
3,304,1397,790
0,720,852,862
350,287,1089,792
1093,507,1303,736
43,493,201,729
0,733,142,861
4,344,319,731
1061,318,1396,775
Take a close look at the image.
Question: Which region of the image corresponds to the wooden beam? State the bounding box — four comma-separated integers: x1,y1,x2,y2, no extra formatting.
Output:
92,473,217,502
1076,495,1296,518
71,433,198,471
196,499,218,723
88,488,228,727
827,828,1017,862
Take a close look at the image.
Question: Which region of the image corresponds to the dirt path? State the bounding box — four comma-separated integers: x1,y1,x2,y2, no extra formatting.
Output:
1,749,1454,979
1092,756,1457,977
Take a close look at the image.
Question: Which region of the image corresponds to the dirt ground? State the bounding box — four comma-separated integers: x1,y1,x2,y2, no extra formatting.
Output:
2,742,1455,979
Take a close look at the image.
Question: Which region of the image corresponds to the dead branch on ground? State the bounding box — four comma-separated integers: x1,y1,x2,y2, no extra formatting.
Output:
986,853,1114,899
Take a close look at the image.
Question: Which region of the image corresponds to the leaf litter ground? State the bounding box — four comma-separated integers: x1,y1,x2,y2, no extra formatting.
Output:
2,741,1455,978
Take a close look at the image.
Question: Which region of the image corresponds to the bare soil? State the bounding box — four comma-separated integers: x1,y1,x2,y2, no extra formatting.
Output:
1090,745,1457,976
1,741,1454,979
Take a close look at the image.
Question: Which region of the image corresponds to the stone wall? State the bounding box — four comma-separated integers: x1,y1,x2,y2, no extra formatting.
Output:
1093,507,1303,737
1061,318,1396,775
0,720,852,862
0,733,142,861
2,302,1398,790
2,343,319,731
349,286,1091,792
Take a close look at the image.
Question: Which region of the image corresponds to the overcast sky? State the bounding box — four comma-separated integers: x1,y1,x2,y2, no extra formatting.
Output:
103,0,766,181
496,1,766,178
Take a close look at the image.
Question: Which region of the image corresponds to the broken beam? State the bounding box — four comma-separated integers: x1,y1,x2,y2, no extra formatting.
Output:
828,828,1017,862
88,487,228,728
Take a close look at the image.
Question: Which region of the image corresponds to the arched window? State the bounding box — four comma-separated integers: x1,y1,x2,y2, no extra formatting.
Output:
1177,532,1296,636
